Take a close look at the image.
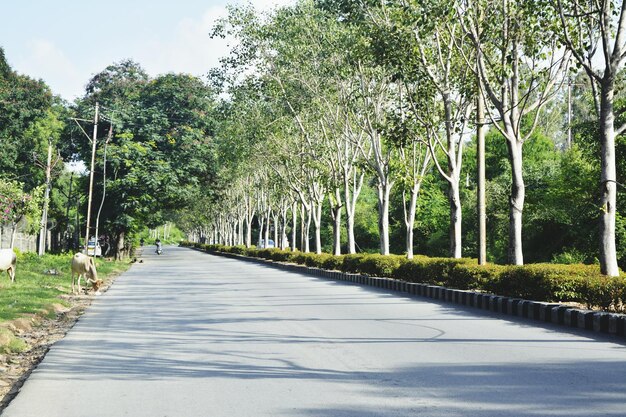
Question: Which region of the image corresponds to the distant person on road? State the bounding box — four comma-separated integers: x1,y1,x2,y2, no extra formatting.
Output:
155,238,162,254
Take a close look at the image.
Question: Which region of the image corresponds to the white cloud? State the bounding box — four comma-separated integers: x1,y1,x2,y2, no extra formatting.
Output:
138,0,294,79
138,5,232,78
15,39,83,101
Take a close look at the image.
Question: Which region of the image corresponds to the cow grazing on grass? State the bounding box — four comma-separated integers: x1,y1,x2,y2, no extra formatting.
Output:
0,249,16,283
71,253,102,294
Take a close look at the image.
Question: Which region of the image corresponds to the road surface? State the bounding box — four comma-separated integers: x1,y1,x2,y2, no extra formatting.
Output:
2,246,626,416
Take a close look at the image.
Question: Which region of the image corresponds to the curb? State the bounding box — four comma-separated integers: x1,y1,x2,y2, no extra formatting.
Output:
193,248,626,340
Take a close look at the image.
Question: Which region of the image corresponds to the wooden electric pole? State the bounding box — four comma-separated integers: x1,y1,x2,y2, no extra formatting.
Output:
476,7,487,265
94,122,113,254
84,102,99,253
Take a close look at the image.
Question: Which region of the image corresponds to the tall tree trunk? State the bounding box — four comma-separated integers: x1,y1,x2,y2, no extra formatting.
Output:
291,201,298,251
599,82,619,276
264,212,270,248
330,189,343,256
344,171,364,254
10,223,17,249
312,200,323,254
377,180,392,255
449,181,462,258
258,217,264,247
507,139,525,265
300,203,311,253
245,216,253,248
280,208,288,249
273,213,279,248
403,183,420,259
115,231,125,260
300,204,306,252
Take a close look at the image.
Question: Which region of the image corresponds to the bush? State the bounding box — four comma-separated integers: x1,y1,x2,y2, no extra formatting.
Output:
228,245,248,255
321,255,344,271
449,263,505,291
486,265,557,301
551,249,587,265
341,254,368,273
355,254,406,277
302,253,328,268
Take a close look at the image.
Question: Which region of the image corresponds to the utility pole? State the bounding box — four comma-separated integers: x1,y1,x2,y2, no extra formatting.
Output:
37,138,53,256
64,172,74,251
476,6,487,265
567,75,572,149
94,122,112,255
84,102,99,253
35,137,61,255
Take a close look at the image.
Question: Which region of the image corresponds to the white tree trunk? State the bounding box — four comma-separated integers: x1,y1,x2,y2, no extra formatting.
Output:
344,171,364,254
245,216,253,248
599,83,620,276
403,183,420,259
273,213,279,249
330,189,343,256
10,223,17,249
312,200,323,254
297,200,313,253
377,180,392,255
264,212,271,248
508,139,525,265
449,181,462,258
291,201,298,251
258,217,264,248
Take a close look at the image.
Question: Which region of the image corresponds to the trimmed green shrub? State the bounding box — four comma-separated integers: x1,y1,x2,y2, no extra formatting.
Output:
449,263,505,291
356,254,407,277
321,255,344,271
341,254,368,273
580,275,626,311
229,245,248,255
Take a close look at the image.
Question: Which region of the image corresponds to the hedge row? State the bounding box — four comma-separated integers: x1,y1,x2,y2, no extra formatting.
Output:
181,242,626,312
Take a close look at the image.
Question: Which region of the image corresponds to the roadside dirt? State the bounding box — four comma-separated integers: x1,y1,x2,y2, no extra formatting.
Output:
0,271,123,412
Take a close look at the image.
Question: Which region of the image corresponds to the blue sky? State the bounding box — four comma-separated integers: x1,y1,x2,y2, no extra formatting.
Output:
0,0,289,101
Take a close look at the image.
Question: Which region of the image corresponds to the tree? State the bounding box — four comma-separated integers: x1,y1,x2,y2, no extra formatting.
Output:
550,0,626,276
73,61,217,258
458,0,570,264
0,47,53,187
0,179,42,248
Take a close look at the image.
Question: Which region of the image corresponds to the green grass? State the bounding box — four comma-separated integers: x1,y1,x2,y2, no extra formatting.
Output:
0,252,131,323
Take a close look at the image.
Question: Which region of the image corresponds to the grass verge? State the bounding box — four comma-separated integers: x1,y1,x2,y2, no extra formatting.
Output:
0,251,131,353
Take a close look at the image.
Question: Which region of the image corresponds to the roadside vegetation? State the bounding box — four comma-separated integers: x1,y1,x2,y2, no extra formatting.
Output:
0,252,130,353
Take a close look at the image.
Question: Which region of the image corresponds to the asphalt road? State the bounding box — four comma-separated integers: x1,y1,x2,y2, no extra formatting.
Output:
3,246,626,417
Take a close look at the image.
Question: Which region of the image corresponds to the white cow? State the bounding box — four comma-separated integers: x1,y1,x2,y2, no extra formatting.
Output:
0,249,16,282
71,253,101,294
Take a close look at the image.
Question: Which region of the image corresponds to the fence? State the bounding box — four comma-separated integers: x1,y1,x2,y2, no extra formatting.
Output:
0,221,38,253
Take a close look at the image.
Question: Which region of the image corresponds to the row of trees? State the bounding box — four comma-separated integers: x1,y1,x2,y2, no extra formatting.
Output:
187,0,626,276
1,0,624,274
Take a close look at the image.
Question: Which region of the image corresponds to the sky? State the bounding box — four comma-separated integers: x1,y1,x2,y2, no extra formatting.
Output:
0,0,290,102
